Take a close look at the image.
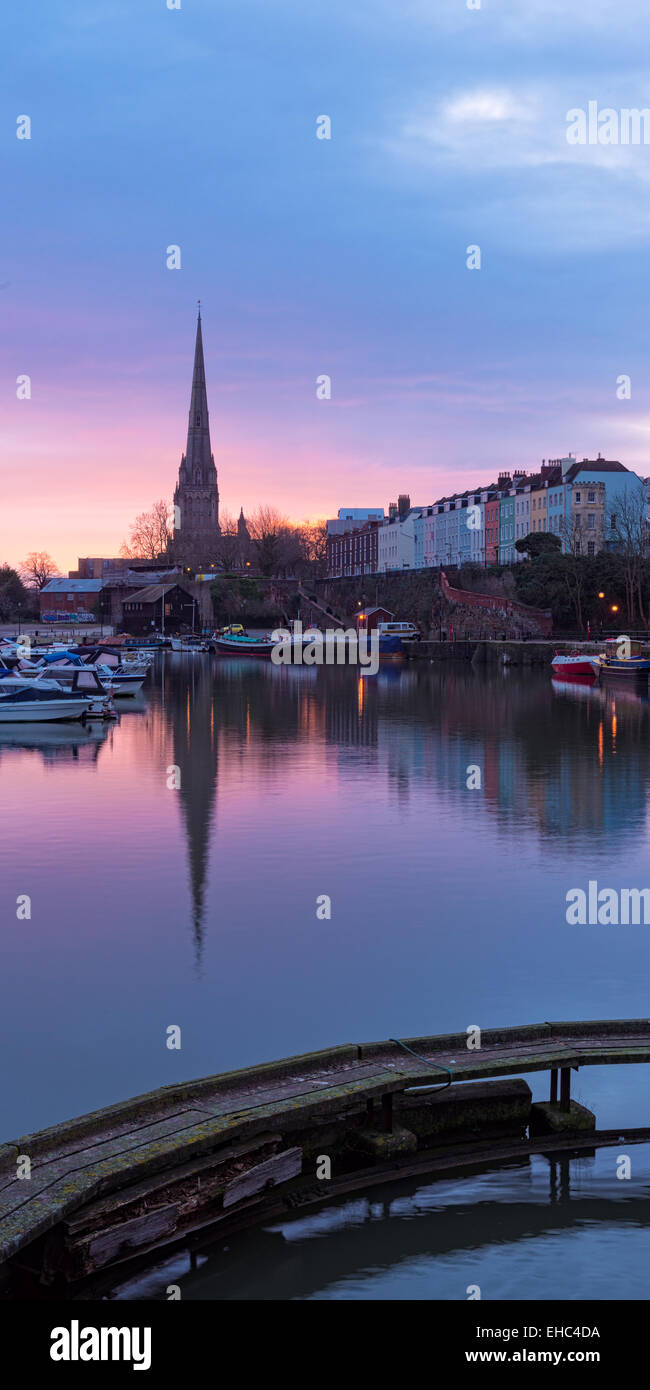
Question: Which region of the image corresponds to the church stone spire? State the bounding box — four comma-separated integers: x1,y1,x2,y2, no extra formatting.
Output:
173,306,220,558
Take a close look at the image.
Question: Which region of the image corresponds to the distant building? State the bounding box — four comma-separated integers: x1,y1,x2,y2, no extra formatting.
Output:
566,480,606,555
40,578,104,622
237,508,250,544
529,477,549,535
326,507,385,538
71,556,177,578
484,496,500,565
72,557,131,579
378,510,418,571
173,309,220,560
562,457,645,546
499,492,516,565
356,606,394,633
326,520,381,577
72,557,179,579
121,582,198,635
323,456,645,578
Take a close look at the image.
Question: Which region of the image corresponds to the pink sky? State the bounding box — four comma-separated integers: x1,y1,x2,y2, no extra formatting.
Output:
3,295,649,578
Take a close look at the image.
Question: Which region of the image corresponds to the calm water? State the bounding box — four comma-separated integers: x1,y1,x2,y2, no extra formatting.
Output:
3,655,650,1139
114,1144,650,1301
3,653,650,1296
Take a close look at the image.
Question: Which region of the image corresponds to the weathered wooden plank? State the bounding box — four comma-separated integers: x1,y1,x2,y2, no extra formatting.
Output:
85,1205,180,1270
223,1147,302,1209
64,1132,282,1237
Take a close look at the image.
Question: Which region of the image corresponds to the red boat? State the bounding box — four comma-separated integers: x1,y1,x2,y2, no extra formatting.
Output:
551,652,601,680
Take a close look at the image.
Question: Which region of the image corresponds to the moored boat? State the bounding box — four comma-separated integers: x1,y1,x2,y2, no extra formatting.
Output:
211,633,276,658
551,651,601,679
0,683,109,723
599,636,650,676
13,651,146,698
211,629,405,664
170,635,210,652
121,635,167,650
377,634,405,662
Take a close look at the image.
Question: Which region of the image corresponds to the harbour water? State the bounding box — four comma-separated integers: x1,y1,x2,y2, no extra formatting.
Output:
115,1143,650,1301
3,653,650,1296
3,656,650,1295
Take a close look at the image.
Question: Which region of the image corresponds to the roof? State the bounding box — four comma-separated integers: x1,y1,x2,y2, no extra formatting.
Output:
337,508,384,519
102,569,178,589
565,460,627,481
41,578,104,593
123,582,186,605
361,606,394,618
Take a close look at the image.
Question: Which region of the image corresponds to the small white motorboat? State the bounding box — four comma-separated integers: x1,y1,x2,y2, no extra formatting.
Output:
0,684,107,722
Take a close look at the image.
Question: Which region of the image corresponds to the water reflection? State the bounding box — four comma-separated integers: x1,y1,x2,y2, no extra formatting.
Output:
4,654,650,1141
0,720,110,765
150,658,650,957
112,1144,650,1302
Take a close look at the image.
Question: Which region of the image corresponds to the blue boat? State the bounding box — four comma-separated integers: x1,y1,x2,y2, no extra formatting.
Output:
600,637,650,675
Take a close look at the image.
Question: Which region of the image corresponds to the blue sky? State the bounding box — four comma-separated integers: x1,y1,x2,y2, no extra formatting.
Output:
2,0,650,567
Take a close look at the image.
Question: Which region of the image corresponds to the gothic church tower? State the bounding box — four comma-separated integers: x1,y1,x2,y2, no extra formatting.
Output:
173,307,220,558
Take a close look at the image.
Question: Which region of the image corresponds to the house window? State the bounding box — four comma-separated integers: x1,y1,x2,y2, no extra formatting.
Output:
587,542,595,556
587,514,595,529
587,491,595,502
575,492,581,502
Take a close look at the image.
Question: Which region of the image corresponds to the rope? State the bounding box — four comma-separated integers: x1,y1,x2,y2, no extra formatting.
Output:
390,1037,453,1091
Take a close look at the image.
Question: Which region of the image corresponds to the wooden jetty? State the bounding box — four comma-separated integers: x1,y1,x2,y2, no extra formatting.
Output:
3,1018,650,1292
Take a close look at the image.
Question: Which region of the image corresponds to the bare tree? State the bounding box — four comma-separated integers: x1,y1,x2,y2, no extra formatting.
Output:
561,553,588,631
297,520,327,576
248,506,290,576
558,514,586,557
20,551,60,591
607,491,649,627
120,500,172,561
209,510,240,571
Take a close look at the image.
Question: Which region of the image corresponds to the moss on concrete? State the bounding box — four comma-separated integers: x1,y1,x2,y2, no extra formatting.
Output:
397,1079,531,1139
355,1126,418,1159
530,1101,596,1135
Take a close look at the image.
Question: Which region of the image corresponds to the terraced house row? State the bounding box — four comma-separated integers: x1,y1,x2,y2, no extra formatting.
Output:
325,456,648,578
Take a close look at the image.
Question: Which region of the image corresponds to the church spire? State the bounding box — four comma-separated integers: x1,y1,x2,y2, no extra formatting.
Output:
185,306,212,475
173,306,220,553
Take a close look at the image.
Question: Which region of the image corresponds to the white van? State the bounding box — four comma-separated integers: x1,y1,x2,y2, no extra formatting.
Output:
376,621,421,641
